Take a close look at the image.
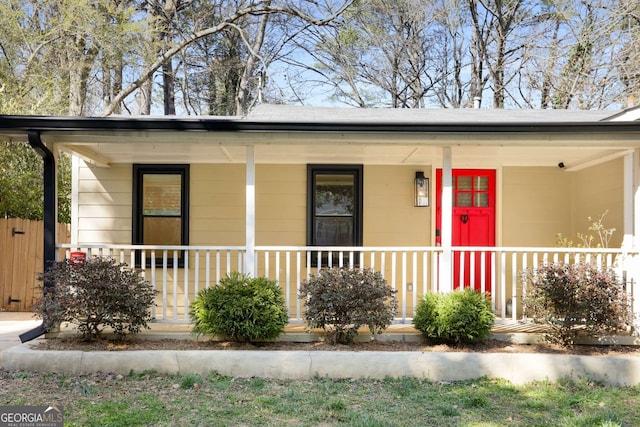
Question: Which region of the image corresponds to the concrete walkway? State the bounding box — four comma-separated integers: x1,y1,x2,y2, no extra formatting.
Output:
0,312,42,353
2,312,640,386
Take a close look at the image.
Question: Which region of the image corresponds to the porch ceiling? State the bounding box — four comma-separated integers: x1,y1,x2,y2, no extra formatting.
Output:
49,136,634,169
1,107,640,169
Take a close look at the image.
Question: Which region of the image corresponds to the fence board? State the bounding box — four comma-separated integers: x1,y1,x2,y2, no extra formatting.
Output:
0,221,12,310
0,219,69,312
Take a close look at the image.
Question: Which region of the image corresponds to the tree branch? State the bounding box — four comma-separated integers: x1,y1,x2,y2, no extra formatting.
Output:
100,1,353,116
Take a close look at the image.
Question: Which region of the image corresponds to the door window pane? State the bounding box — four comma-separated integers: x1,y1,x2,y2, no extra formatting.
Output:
474,193,489,207
474,176,488,191
456,192,472,207
457,176,472,190
453,173,491,208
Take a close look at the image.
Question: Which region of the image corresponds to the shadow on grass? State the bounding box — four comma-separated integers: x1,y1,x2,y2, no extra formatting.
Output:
8,371,637,426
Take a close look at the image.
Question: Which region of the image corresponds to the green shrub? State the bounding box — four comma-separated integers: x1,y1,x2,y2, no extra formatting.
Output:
412,292,440,340
522,262,631,346
34,257,155,341
299,267,397,344
413,289,494,344
190,272,288,342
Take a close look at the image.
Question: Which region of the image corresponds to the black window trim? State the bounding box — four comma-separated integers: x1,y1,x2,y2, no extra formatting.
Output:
132,164,190,268
307,164,363,267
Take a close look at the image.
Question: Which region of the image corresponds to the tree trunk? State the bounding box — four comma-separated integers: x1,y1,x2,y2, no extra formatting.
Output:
68,35,97,116
468,0,487,107
235,0,271,116
112,57,124,115
163,61,176,115
162,0,177,115
540,20,560,108
134,80,152,115
134,1,157,116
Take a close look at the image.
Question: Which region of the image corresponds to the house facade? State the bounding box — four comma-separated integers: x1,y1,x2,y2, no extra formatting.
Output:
2,105,640,327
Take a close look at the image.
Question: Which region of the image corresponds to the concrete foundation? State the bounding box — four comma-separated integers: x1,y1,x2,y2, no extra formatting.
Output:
3,343,640,386
3,313,640,386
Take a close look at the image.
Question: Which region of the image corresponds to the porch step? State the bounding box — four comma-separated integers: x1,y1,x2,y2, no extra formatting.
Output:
492,322,548,334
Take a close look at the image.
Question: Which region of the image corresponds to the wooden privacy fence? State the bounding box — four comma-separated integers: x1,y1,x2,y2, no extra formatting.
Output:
0,218,69,312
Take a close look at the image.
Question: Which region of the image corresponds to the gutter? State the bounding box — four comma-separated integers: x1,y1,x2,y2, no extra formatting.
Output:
19,131,56,343
1,115,640,135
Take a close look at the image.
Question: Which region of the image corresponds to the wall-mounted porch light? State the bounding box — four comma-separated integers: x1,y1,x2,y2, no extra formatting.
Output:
415,171,429,207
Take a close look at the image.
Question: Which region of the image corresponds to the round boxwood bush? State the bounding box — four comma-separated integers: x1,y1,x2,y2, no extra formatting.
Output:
413,289,494,344
190,272,288,342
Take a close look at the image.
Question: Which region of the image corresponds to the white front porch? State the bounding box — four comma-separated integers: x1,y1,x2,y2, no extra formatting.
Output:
57,244,640,327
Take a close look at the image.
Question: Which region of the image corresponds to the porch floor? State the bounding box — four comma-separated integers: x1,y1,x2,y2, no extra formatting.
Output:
143,321,548,334
0,311,549,344
48,318,550,343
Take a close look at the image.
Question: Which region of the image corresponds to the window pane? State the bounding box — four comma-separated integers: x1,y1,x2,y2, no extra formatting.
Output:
143,174,181,216
315,217,353,245
457,176,472,190
456,192,472,207
143,217,181,245
474,193,488,207
315,174,354,216
474,176,488,191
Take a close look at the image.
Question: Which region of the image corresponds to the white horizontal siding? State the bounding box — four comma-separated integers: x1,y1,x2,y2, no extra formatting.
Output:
77,162,131,245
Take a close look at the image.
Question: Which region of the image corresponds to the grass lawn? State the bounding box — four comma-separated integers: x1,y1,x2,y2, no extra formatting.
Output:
1,370,638,426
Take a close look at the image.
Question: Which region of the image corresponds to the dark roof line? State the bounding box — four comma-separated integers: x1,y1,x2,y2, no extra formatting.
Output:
1,115,640,134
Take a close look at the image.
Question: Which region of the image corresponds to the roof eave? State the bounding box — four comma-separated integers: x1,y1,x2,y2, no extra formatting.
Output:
2,115,640,135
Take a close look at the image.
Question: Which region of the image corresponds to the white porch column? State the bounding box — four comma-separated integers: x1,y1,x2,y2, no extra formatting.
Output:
634,149,640,249
439,146,453,293
623,151,635,249
245,145,256,276
71,155,80,247
632,149,640,329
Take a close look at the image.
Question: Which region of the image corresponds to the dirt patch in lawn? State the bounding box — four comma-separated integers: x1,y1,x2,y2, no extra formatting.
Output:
33,337,640,356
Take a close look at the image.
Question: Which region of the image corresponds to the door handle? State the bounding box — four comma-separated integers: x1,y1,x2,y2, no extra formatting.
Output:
460,214,469,224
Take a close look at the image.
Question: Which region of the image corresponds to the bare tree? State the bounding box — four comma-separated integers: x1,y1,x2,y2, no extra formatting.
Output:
102,0,353,116
3,0,637,114
0,0,145,116
431,0,468,108
288,0,441,108
0,0,351,117
616,0,640,106
285,0,537,108
518,0,627,110
466,0,537,109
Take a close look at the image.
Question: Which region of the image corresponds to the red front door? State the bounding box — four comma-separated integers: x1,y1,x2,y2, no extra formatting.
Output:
436,169,496,290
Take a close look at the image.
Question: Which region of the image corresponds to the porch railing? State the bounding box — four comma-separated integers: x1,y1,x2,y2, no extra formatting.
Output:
57,244,639,326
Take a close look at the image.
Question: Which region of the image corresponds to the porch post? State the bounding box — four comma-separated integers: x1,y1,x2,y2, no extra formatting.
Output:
245,145,256,276
70,155,80,246
622,151,635,248
634,149,640,249
632,149,640,330
439,146,453,293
